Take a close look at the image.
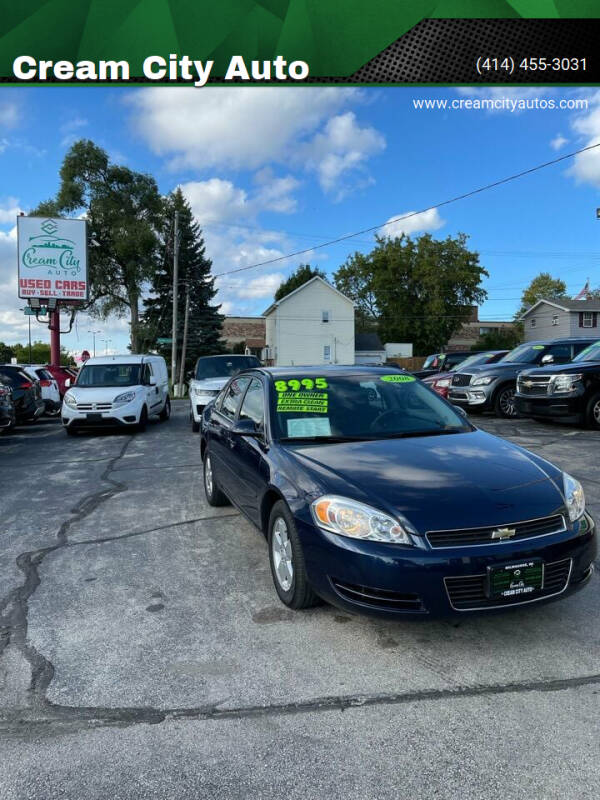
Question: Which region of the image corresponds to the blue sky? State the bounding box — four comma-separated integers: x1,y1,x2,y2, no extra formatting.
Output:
1,86,600,356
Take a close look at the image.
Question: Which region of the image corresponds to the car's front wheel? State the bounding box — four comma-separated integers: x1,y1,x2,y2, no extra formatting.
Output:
494,385,518,418
203,452,229,506
137,406,148,432
586,392,600,430
268,500,319,610
159,397,171,422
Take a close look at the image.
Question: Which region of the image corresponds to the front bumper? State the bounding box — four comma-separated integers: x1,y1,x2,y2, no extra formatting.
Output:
515,393,584,422
448,386,493,409
62,400,141,429
297,513,596,619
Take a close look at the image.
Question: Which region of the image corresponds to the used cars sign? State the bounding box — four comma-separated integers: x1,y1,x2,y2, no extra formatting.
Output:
17,216,88,301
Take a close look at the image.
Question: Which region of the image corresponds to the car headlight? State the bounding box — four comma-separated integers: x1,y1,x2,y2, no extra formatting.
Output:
434,379,451,388
311,495,413,545
63,392,77,409
193,386,217,397
551,374,582,394
113,391,136,407
563,472,585,522
471,375,495,386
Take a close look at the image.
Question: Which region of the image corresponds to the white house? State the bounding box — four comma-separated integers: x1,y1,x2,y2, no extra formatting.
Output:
262,277,355,366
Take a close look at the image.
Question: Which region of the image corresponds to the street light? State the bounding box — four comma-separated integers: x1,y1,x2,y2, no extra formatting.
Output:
100,338,112,355
88,329,102,357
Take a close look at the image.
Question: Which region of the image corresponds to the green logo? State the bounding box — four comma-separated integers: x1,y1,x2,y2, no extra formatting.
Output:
380,374,416,383
21,219,81,276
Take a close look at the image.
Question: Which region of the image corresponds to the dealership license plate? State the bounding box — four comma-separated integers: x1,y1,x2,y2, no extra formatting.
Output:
86,413,102,421
487,559,544,599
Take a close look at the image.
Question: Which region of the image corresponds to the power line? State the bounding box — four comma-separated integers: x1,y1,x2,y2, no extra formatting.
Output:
213,141,600,279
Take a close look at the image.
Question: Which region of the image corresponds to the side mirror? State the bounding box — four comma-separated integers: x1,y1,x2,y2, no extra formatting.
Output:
149,375,157,386
541,354,554,365
231,418,261,436
65,378,71,388
453,405,468,417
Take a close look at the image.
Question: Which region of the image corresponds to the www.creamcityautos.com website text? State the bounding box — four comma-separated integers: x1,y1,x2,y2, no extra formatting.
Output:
413,96,589,112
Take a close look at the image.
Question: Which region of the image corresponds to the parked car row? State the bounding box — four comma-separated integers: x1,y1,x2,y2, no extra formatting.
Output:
0,362,79,434
419,337,600,427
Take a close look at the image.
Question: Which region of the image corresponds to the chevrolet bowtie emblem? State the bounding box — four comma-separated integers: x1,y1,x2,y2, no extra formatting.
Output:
491,527,516,540
523,380,533,388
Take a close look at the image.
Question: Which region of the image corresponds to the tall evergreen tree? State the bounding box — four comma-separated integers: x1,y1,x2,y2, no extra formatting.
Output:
141,188,223,374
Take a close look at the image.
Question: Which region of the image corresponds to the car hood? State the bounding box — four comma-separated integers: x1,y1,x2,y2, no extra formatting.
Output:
284,429,566,534
520,362,588,377
456,362,528,377
190,377,229,391
65,386,141,403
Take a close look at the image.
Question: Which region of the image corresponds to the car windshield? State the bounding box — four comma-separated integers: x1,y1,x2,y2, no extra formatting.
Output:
272,373,471,441
573,341,600,362
450,352,493,371
501,344,546,363
76,364,142,387
422,354,441,370
195,355,258,380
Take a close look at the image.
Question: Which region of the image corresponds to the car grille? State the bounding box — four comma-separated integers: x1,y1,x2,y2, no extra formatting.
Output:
331,579,424,611
76,402,113,411
451,373,472,387
426,514,566,548
517,375,551,396
444,558,571,610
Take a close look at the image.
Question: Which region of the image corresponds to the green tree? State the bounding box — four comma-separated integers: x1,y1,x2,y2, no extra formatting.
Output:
4,340,72,365
31,140,163,353
517,272,567,318
140,188,223,374
335,233,488,356
274,264,327,301
333,251,378,333
471,328,521,352
0,342,15,362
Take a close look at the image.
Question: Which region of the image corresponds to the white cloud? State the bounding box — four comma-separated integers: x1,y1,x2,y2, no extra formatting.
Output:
566,94,600,186
550,134,568,151
300,112,385,199
181,178,250,225
221,272,285,300
0,100,20,128
379,208,445,238
0,197,22,224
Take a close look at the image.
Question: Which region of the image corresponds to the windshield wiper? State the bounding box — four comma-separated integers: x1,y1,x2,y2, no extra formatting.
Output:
378,427,465,439
279,435,375,443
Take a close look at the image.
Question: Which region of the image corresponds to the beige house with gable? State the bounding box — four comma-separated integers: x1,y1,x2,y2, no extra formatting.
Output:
262,277,355,366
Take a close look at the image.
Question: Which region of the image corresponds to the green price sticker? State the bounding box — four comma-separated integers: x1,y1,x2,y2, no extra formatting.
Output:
275,377,328,392
532,345,545,350
380,374,416,383
277,392,328,413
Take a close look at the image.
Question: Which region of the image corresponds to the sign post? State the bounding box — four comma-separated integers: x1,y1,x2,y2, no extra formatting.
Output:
17,216,88,367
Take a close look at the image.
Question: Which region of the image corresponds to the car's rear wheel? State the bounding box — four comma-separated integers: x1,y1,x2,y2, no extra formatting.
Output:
203,452,229,506
159,397,171,422
268,500,319,610
494,385,518,418
586,392,600,430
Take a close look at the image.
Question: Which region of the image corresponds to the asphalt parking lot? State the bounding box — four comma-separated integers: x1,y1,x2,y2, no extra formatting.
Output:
1,405,600,799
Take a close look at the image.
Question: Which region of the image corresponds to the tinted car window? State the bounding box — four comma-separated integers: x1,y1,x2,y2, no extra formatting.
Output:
195,356,259,380
77,364,142,387
574,341,600,362
422,355,441,370
444,353,468,369
220,377,251,420
272,373,470,440
0,368,28,387
502,344,549,364
572,340,596,358
239,379,265,426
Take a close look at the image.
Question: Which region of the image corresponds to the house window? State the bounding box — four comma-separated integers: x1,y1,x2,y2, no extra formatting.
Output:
552,314,559,326
530,318,536,328
323,345,331,361
583,312,593,328
322,310,330,323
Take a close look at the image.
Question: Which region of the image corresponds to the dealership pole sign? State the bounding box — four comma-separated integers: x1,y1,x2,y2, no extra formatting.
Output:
17,216,88,302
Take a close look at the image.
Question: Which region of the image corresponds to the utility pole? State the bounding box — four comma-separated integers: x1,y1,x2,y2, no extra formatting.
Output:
170,211,180,396
178,283,190,393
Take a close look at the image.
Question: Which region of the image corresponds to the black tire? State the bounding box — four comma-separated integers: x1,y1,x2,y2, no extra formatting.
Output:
65,426,77,436
192,417,200,433
494,385,519,419
586,392,600,430
268,500,320,610
159,397,171,422
203,451,229,506
137,406,148,432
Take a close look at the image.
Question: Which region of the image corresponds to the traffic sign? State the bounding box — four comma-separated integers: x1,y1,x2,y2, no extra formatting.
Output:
23,307,36,315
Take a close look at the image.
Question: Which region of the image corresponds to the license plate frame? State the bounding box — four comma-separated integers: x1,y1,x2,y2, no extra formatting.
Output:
487,559,544,599
86,413,102,421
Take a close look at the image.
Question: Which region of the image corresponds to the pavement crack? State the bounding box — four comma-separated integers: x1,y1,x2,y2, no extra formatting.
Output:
1,671,600,736
0,436,134,711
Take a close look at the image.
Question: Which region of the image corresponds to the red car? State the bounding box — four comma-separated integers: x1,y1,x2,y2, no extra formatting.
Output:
423,350,508,398
44,365,78,397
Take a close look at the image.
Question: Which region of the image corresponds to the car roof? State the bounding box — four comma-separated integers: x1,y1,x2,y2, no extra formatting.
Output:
196,354,259,361
81,355,159,366
519,337,598,346
255,365,410,378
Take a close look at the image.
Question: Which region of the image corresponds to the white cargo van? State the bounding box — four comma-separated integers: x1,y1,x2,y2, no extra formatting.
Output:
61,354,170,435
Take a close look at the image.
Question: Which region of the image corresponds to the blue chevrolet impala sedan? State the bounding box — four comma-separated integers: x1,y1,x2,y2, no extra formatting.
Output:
200,366,596,618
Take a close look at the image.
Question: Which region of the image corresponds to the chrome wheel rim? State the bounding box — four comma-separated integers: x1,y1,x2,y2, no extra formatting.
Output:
593,401,600,425
272,517,293,591
500,388,516,417
204,455,214,497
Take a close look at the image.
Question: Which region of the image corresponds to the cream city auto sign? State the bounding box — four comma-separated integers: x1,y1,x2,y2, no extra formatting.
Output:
17,216,88,301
